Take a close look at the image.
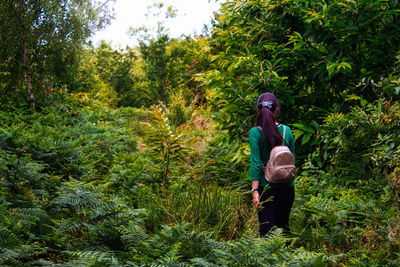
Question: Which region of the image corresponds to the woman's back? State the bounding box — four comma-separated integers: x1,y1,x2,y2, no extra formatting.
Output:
249,124,295,188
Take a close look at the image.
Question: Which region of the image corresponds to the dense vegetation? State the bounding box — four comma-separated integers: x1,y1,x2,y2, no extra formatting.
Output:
1,0,400,266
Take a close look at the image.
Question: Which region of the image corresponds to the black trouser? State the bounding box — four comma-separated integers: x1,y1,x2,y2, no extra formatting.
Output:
257,186,295,237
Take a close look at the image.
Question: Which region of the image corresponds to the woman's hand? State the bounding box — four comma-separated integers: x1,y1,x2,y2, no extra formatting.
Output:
252,190,260,208
251,180,260,208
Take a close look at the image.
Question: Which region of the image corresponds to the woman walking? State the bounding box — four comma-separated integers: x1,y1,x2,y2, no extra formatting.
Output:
249,92,295,237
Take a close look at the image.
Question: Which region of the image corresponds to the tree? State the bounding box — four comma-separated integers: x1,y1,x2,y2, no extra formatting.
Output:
130,2,177,105
77,41,146,107
0,0,114,109
140,34,170,105
166,36,212,104
129,3,213,106
203,0,400,153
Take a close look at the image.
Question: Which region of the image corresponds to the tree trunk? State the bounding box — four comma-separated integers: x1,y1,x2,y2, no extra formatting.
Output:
22,36,35,109
15,1,35,109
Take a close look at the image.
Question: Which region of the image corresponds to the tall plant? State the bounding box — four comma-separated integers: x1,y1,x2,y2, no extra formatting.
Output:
142,104,199,187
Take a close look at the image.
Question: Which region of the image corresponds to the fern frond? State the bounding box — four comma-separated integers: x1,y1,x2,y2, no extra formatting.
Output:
190,257,218,267
0,244,38,266
120,223,149,249
51,180,104,213
0,227,19,247
66,249,118,265
0,248,20,264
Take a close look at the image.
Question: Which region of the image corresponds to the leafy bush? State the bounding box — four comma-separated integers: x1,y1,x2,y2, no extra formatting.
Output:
291,154,400,264
317,100,400,187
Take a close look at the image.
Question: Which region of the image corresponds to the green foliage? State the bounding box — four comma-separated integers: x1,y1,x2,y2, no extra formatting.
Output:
0,96,136,184
140,34,171,105
0,0,114,108
292,120,321,146
194,136,249,186
136,182,249,239
51,180,145,253
78,37,211,108
167,37,212,103
317,100,400,186
291,161,400,264
0,96,141,263
0,244,41,266
142,104,200,186
3,1,400,265
129,2,212,106
190,229,339,266
109,152,151,196
77,41,146,107
166,90,199,127
130,2,176,106
203,0,400,161
2,73,400,266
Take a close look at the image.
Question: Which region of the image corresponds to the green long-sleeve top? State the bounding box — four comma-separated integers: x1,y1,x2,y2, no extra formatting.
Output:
249,124,295,188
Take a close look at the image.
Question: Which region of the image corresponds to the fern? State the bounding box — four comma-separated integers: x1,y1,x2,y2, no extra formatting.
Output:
150,246,187,267
188,229,340,267
287,249,342,266
0,227,19,247
51,181,104,212
66,249,118,265
6,208,49,241
0,244,39,266
136,181,249,240
141,104,200,186
0,248,21,265
120,222,149,249
145,223,218,264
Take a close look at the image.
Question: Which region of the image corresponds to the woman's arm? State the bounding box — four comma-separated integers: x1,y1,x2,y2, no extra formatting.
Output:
249,128,264,180
249,128,263,208
252,180,260,207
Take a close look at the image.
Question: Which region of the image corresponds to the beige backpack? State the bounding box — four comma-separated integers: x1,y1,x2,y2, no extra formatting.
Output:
260,125,296,183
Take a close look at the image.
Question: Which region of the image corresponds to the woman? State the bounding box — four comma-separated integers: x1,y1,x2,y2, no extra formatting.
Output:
249,92,295,237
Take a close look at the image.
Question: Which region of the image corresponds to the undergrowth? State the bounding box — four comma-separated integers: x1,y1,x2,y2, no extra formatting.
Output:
1,95,400,265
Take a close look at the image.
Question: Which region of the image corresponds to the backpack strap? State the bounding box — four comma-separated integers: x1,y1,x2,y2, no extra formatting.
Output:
282,125,286,145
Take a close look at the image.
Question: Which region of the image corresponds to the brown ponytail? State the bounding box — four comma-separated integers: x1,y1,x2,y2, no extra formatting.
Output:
256,93,283,148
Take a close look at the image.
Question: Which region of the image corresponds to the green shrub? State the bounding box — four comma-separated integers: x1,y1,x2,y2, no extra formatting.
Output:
291,160,400,264
317,100,400,187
